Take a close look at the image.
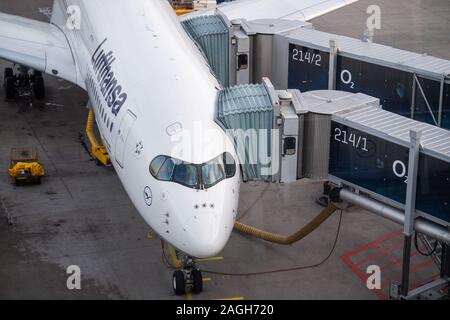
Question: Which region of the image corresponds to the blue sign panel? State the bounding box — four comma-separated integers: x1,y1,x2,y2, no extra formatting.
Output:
329,121,450,225
336,56,414,119
287,46,450,130
288,43,329,92
336,56,450,130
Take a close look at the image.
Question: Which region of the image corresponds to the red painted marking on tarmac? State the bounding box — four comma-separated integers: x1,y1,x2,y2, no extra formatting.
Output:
341,230,438,300
341,230,402,261
380,251,418,271
355,239,404,267
341,249,387,300
380,259,435,288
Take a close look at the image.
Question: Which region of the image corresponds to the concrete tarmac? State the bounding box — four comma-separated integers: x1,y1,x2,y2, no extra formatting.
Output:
0,0,447,299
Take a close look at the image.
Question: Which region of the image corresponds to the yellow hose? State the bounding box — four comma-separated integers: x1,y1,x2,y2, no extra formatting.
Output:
233,204,338,245
85,111,110,166
86,111,100,148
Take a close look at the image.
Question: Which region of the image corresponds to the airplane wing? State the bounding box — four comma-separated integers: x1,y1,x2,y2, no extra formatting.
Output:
186,0,359,22
0,12,78,85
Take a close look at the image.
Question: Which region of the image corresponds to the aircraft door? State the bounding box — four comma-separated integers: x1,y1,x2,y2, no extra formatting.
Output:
115,110,137,168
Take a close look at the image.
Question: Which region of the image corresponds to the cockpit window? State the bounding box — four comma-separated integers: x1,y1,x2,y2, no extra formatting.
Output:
202,157,225,188
223,152,236,178
150,152,236,190
174,163,198,187
157,158,175,181
150,156,166,176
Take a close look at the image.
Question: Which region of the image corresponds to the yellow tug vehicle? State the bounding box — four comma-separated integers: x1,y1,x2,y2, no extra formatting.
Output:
8,147,45,185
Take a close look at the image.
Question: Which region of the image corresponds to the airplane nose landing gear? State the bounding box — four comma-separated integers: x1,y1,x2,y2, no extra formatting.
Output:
3,65,45,102
172,255,203,295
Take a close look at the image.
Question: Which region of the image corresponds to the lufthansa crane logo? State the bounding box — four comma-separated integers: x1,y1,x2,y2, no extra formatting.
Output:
144,186,153,206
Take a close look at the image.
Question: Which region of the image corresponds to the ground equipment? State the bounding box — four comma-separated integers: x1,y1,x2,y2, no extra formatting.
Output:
8,147,45,185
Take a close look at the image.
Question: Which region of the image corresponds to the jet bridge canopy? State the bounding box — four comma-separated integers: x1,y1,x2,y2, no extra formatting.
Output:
272,27,450,130
182,15,229,86
329,105,450,226
216,83,275,181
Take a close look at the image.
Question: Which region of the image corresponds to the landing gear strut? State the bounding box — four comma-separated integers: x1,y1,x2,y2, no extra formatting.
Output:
172,254,203,295
3,65,45,101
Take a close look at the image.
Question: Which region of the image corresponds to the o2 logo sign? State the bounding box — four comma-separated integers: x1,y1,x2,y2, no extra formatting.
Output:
67,5,81,30
340,69,355,90
392,160,408,184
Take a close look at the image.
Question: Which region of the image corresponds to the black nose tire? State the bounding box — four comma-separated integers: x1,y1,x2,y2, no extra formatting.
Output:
33,76,45,99
4,67,13,82
192,269,203,294
173,270,186,296
5,76,15,100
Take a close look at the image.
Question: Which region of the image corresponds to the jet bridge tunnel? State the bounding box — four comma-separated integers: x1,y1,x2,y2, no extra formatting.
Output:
183,13,450,299
214,78,450,227
182,11,450,231
182,13,450,130
214,78,450,299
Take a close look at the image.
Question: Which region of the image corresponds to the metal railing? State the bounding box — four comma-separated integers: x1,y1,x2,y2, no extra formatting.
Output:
417,233,442,268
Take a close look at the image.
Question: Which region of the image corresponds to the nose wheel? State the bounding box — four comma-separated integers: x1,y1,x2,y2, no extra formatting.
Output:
173,270,186,295
172,255,203,295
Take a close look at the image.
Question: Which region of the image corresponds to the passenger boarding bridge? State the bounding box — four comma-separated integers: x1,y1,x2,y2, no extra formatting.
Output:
182,10,450,299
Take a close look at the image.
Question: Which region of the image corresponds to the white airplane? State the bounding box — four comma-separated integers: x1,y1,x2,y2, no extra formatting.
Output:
0,0,358,295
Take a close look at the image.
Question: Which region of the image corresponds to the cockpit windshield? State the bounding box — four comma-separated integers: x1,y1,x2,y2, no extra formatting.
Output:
150,153,236,189
173,162,198,187
202,157,225,188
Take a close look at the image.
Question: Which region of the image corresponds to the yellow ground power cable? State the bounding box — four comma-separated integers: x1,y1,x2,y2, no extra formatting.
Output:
160,204,342,277
233,204,338,245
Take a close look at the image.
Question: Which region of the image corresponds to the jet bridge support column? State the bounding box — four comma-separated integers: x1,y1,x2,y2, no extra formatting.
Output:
400,129,422,297
328,39,338,90
442,239,450,280
441,226,450,283
335,187,450,299
438,73,445,127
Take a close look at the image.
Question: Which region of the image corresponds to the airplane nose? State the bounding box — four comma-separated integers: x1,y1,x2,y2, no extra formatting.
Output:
184,212,232,258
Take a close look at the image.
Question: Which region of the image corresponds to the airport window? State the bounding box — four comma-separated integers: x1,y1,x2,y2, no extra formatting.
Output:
150,153,236,189
238,54,248,70
414,76,442,126
283,137,296,155
443,83,450,130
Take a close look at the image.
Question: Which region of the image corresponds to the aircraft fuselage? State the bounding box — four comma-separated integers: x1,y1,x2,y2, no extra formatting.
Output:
50,0,241,258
